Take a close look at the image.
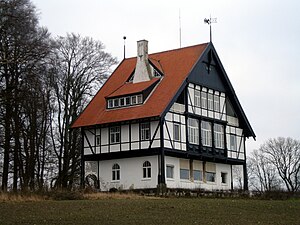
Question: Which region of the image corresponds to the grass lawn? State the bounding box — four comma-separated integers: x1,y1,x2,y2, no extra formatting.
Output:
0,197,299,225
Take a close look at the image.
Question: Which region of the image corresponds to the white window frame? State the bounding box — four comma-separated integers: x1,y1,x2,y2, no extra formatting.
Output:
112,163,120,181
214,124,224,149
113,98,119,107
131,95,137,105
110,126,120,144
140,122,150,141
208,93,214,110
214,95,220,112
173,123,180,141
137,94,143,104
125,96,131,106
201,121,212,147
194,90,201,107
142,161,151,178
188,118,199,145
108,99,113,108
201,91,207,109
166,165,174,179
229,134,237,151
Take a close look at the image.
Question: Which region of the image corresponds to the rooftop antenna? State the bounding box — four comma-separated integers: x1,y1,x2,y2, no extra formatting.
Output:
204,16,217,42
179,9,182,48
123,36,126,59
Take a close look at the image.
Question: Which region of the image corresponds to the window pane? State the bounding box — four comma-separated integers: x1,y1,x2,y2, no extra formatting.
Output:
166,165,174,178
201,91,207,109
114,98,119,107
96,135,101,146
193,170,202,181
214,124,224,149
221,172,227,184
180,169,189,179
141,122,150,141
230,134,237,150
194,90,201,107
188,118,199,144
214,95,220,112
174,124,180,141
125,97,131,105
137,94,143,104
206,172,215,182
208,93,213,110
201,121,212,147
131,96,137,105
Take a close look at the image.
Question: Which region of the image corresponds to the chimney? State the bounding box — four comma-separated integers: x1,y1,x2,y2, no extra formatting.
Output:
132,40,153,83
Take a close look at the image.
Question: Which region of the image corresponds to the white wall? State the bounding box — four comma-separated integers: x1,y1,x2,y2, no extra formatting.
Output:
95,156,158,191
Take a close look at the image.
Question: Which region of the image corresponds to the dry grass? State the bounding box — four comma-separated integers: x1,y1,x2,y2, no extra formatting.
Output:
83,192,156,200
0,192,47,202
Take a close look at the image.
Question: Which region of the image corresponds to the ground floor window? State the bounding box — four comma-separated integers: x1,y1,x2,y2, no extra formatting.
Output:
193,170,203,181
180,169,189,180
166,165,174,179
143,161,151,178
206,172,216,182
221,172,227,184
112,163,120,181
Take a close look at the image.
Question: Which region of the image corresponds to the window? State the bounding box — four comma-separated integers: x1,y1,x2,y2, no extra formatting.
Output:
201,121,212,147
214,124,224,149
173,123,180,141
166,165,174,179
131,96,137,105
221,172,227,184
180,169,189,180
96,135,101,146
110,126,120,144
206,172,216,182
229,134,237,151
125,96,131,105
214,95,220,112
137,94,143,104
201,91,207,109
194,90,201,107
208,93,213,110
188,118,199,144
193,170,202,181
112,163,120,181
108,99,113,108
120,97,125,106
113,98,119,107
140,122,150,141
143,161,151,178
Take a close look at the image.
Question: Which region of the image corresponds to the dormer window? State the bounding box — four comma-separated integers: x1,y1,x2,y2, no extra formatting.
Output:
107,94,143,109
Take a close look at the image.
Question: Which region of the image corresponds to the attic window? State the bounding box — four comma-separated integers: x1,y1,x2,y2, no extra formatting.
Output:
107,94,143,109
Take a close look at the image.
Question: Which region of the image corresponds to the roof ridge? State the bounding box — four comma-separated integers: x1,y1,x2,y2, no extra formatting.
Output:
124,42,209,60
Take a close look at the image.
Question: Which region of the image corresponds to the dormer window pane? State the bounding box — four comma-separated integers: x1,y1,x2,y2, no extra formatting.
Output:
108,99,113,108
131,96,137,105
125,97,131,105
120,98,125,106
114,99,119,107
137,94,143,104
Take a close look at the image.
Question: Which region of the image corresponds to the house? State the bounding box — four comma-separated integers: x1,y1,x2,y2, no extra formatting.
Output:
72,40,255,191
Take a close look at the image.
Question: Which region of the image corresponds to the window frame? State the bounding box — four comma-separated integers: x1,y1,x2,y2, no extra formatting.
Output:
214,124,224,149
201,121,212,147
193,170,203,181
166,165,174,179
140,122,150,141
206,172,216,182
188,118,199,145
110,126,121,144
194,89,201,107
207,93,214,110
214,94,220,112
142,161,151,179
180,168,190,180
173,123,180,141
221,172,228,184
229,134,237,151
112,163,120,181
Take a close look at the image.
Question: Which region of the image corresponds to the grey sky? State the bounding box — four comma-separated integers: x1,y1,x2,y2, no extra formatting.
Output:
32,0,300,152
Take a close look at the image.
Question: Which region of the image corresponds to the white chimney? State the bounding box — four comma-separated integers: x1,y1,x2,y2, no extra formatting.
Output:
132,40,153,83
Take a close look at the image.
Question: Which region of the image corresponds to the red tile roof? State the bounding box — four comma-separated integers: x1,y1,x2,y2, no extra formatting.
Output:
72,43,209,128
107,78,160,98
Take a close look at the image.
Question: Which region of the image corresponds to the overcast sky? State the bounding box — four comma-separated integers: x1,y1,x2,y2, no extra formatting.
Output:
32,0,300,153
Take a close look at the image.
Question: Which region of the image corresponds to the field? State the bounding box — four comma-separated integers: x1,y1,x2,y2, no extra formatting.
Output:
0,195,300,225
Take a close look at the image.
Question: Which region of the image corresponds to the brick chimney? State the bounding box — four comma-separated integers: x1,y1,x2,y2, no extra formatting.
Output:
133,40,153,83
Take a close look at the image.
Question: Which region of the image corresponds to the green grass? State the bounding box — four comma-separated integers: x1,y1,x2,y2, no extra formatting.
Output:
0,198,299,225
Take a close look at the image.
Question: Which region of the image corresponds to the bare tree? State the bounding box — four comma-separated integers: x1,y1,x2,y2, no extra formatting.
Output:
247,149,281,193
0,0,52,191
49,33,117,189
261,137,300,193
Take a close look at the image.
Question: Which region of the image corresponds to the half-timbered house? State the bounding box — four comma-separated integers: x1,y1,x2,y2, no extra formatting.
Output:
72,40,255,191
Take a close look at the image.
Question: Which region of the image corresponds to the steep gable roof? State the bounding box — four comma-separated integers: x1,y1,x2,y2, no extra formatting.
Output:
72,43,209,128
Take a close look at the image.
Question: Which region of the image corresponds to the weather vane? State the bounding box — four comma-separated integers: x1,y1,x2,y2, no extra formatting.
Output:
204,16,217,42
